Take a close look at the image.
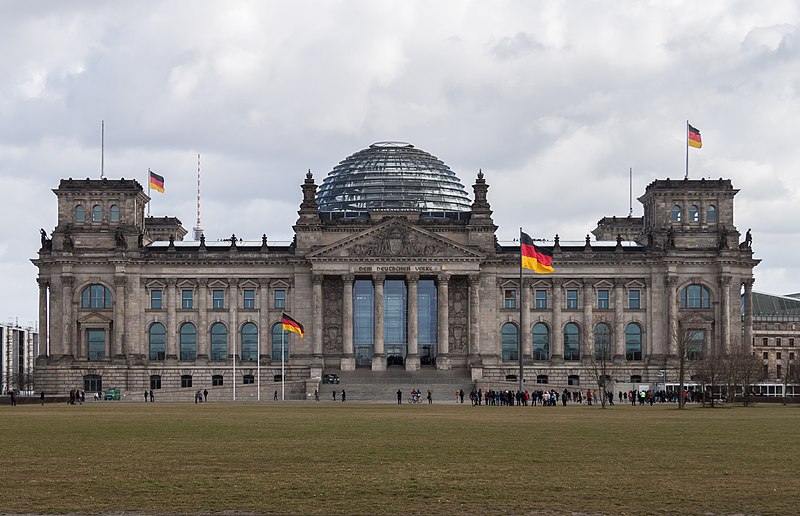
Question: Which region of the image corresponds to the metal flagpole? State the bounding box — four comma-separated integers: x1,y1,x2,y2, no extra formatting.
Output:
281,327,285,401
685,120,689,179
257,331,261,401
100,120,104,179
232,323,237,401
147,168,151,216
518,227,525,394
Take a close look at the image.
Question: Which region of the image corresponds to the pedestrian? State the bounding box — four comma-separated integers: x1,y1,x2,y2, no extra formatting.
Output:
203,389,208,402
274,390,278,401
396,389,402,405
144,390,148,402
427,389,432,404
314,389,319,402
40,391,45,406
149,390,154,402
195,390,201,403
341,390,346,402
332,390,337,401
459,389,465,403
80,390,85,404
9,391,16,407
69,389,75,405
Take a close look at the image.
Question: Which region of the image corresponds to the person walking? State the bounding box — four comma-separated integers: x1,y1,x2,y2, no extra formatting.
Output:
144,390,148,402
396,389,402,405
341,390,346,402
40,391,45,406
149,390,154,402
314,389,319,402
332,390,337,401
203,389,208,402
427,389,433,404
9,391,16,407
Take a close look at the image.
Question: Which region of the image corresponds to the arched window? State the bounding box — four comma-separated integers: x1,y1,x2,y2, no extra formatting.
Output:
179,323,197,361
109,204,120,222
501,323,518,361
241,322,258,361
92,204,102,222
594,323,612,361
81,284,112,309
148,322,166,361
210,323,228,361
564,323,581,361
671,205,682,222
625,323,643,361
532,323,549,361
680,284,711,309
706,205,717,222
75,204,86,222
272,323,290,361
689,205,699,222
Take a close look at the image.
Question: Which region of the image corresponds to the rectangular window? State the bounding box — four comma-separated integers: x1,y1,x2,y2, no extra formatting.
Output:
274,289,286,309
628,289,640,309
150,289,162,309
790,352,795,360
762,338,768,346
777,352,782,360
87,329,105,361
181,290,193,309
150,375,161,390
566,289,578,310
504,289,517,309
790,338,795,347
181,375,192,388
212,289,225,309
597,289,609,309
535,289,547,309
777,338,782,346
763,352,769,359
243,289,255,309
777,364,782,377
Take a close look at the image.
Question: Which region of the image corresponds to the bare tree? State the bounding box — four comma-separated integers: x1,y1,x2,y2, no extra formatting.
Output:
583,315,616,408
693,351,727,407
669,313,709,409
727,342,763,407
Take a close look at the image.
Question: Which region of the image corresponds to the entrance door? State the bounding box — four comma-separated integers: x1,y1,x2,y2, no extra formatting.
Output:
355,345,373,367
420,344,435,366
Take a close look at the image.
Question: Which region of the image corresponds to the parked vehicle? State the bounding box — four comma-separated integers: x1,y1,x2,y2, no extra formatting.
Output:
322,373,340,384
104,388,120,400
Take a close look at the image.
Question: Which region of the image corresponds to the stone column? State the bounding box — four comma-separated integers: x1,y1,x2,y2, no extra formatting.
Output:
551,279,563,362
341,274,355,370
406,273,420,371
166,279,177,360
743,279,754,352
372,274,386,371
197,279,208,360
720,275,731,354
37,278,49,357
312,274,324,359
62,275,74,359
258,278,270,362
468,274,481,364
48,275,62,358
614,279,625,361
229,279,239,359
666,275,678,356
582,280,594,361
521,278,531,361
113,276,127,359
436,273,450,370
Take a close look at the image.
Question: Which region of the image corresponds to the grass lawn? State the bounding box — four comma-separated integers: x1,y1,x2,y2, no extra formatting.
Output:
1,401,798,515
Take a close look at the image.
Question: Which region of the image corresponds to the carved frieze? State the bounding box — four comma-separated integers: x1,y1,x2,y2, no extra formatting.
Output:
448,276,468,354
346,225,450,258
322,276,343,354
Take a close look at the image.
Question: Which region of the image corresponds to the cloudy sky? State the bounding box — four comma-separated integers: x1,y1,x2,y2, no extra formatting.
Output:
2,1,799,326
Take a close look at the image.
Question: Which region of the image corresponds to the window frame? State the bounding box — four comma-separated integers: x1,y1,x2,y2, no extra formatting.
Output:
150,289,163,310
243,289,256,309
75,204,86,223
109,204,120,222
628,289,641,309
181,289,194,310
91,204,102,222
274,289,286,309
597,289,610,309
503,288,517,310
212,289,225,309
566,289,578,310
534,289,548,309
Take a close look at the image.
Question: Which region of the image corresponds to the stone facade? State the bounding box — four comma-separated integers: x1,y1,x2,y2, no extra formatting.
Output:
32,168,760,397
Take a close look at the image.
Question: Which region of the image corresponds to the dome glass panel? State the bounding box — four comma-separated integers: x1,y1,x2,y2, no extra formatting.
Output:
316,141,471,212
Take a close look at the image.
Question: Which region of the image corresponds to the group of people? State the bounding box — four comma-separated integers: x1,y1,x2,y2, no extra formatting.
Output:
331,390,346,401
68,389,85,405
194,389,209,403
462,388,619,407
143,390,155,402
396,389,433,404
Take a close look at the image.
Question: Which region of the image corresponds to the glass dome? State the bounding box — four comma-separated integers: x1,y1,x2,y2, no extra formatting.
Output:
316,141,472,212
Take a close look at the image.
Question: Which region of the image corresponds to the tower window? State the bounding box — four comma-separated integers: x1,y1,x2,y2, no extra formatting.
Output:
671,205,682,222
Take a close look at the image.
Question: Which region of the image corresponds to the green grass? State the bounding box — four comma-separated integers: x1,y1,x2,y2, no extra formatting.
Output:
1,402,798,515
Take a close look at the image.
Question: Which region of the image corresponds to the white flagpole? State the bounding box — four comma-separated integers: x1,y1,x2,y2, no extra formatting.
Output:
281,327,285,401
257,330,261,401
232,323,237,401
147,168,151,216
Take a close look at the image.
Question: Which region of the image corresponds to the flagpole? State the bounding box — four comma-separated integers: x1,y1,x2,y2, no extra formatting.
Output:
685,120,689,179
257,330,261,401
147,168,151,216
518,227,524,394
232,321,237,401
281,326,285,401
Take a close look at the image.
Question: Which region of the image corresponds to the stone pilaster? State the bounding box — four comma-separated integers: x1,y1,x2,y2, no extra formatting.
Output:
341,274,355,370
229,278,239,359
197,278,208,360
719,275,731,353
582,280,594,360
312,274,324,360
62,275,74,359
521,278,531,361
666,275,678,356
613,279,625,361
550,279,563,362
468,274,481,365
743,278,754,352
259,278,270,361
166,279,177,360
113,276,127,359
37,278,49,357
406,273,420,371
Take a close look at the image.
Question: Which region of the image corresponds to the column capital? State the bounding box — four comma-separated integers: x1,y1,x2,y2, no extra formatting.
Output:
614,278,626,287
742,278,755,289
407,273,419,283
37,277,50,288
718,275,732,287
114,276,127,287
436,273,450,285
342,273,355,283
61,275,74,286
468,273,481,286
665,275,678,287
552,277,566,287
166,278,178,287
373,273,386,283
197,278,209,288
312,273,324,285
228,278,240,288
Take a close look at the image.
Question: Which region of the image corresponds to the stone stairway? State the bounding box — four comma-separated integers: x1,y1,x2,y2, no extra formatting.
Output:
318,367,475,403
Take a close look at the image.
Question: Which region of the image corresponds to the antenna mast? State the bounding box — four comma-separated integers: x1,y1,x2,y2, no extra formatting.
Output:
629,167,633,216
101,120,105,179
193,153,204,241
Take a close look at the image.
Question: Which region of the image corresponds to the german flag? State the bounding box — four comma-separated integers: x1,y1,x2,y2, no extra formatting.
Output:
688,123,702,149
281,313,305,337
521,231,554,274
149,170,165,193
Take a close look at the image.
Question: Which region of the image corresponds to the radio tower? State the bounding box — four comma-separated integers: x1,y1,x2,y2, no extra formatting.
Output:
193,153,204,241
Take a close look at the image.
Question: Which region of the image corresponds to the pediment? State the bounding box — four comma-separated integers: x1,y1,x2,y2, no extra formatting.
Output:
307,219,483,260
78,312,113,325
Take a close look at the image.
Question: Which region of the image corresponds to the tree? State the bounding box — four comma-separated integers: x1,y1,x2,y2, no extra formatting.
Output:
693,351,727,407
583,315,616,408
726,342,763,407
669,313,709,409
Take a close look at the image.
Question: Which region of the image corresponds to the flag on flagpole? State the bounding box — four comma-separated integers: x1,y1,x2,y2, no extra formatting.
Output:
281,313,305,337
521,232,554,274
688,123,702,149
149,170,165,193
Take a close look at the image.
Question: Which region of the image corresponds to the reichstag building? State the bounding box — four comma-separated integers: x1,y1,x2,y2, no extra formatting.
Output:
33,141,759,397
